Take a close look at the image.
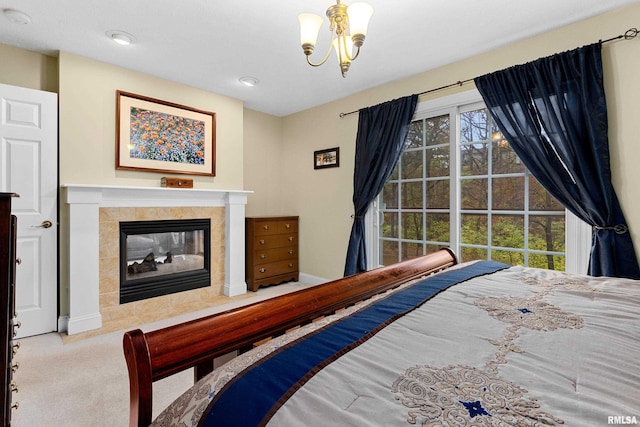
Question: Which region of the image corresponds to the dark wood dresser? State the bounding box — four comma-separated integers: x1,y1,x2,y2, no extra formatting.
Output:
245,216,298,292
0,193,19,426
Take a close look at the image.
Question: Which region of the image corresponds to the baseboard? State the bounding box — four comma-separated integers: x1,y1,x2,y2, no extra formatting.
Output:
299,272,328,286
224,280,248,297
66,312,103,335
58,315,69,333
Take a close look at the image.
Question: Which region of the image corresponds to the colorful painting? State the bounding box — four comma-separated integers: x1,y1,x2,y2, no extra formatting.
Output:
129,107,206,165
116,91,215,176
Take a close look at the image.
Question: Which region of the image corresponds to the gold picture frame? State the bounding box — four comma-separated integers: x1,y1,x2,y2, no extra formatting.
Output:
116,91,216,176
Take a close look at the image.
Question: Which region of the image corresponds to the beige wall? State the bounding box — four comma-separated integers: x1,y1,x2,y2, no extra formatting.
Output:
58,52,244,189
279,102,358,278
0,43,58,92
243,108,283,216
279,2,640,279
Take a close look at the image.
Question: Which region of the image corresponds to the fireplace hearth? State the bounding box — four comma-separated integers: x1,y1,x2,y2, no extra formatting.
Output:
120,218,211,304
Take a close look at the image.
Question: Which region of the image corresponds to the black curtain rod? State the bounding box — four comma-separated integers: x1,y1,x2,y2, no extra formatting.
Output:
339,27,639,118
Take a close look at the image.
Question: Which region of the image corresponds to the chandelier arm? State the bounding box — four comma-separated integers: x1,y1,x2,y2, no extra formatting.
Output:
345,44,360,61
342,41,360,62
336,33,360,62
306,43,334,67
306,28,337,67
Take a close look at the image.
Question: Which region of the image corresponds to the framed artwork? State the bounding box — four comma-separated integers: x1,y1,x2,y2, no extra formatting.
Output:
116,91,216,176
314,147,340,169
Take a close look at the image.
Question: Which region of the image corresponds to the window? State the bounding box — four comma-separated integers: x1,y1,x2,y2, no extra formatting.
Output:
372,90,590,272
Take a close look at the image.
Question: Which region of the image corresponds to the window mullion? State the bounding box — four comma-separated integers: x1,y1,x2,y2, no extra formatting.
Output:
422,121,427,255
487,132,493,262
451,107,460,258
523,171,530,266
397,161,402,264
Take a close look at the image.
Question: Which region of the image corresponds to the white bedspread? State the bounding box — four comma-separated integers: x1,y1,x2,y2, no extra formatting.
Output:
153,264,640,426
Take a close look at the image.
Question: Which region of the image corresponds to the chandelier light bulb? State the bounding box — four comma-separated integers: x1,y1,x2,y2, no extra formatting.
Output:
299,13,324,51
347,2,373,39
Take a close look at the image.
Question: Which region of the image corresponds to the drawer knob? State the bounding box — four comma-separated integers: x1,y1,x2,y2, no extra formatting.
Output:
10,381,18,393
288,263,294,268
288,250,293,255
263,225,270,230
13,321,21,337
259,268,266,273
12,362,19,373
11,401,18,410
259,239,265,245
285,224,291,229
260,254,266,259
12,342,20,356
288,237,294,242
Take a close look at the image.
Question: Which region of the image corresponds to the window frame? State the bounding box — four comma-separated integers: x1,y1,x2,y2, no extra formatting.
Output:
367,89,591,273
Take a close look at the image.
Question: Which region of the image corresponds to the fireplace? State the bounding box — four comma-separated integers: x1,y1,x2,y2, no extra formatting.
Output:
64,185,249,335
120,218,211,304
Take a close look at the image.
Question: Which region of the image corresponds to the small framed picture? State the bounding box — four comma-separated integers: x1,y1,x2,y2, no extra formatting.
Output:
314,147,340,170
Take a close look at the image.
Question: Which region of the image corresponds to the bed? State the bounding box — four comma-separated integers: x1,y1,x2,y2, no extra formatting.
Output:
123,248,640,426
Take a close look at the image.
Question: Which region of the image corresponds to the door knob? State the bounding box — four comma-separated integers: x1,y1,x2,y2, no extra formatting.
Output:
39,220,53,228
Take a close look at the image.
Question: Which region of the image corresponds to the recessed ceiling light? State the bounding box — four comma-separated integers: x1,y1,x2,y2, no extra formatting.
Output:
3,9,32,24
106,30,135,46
239,76,259,87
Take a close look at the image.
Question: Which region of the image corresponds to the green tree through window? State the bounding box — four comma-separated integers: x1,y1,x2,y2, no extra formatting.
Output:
378,101,565,270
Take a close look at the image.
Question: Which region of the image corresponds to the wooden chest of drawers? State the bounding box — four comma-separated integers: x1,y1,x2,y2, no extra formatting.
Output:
1,193,19,425
245,216,298,292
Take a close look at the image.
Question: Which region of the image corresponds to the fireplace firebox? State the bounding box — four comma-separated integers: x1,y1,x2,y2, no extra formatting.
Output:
119,219,211,304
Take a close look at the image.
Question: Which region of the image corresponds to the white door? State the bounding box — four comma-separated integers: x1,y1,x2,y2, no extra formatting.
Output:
0,83,58,338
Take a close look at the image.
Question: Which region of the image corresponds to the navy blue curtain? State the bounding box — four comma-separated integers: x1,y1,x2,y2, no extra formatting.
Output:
475,43,640,279
344,95,418,276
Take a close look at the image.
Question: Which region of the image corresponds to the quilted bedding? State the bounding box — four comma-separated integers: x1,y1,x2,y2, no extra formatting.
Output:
152,261,640,426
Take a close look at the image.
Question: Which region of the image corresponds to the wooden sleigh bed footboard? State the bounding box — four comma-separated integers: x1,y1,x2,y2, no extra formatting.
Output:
123,248,457,427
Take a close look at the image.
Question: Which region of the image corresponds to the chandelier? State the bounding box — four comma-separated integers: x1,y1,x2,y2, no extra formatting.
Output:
298,1,374,77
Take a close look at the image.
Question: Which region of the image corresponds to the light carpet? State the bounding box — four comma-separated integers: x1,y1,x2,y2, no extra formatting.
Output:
11,281,316,427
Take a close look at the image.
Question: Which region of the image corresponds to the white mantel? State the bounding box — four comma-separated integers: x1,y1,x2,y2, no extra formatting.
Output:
62,184,250,335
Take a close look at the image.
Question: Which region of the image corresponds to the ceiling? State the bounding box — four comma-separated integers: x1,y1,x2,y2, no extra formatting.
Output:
0,0,638,117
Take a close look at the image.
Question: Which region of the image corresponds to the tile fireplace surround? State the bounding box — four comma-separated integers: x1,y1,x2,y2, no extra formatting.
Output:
63,185,249,335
